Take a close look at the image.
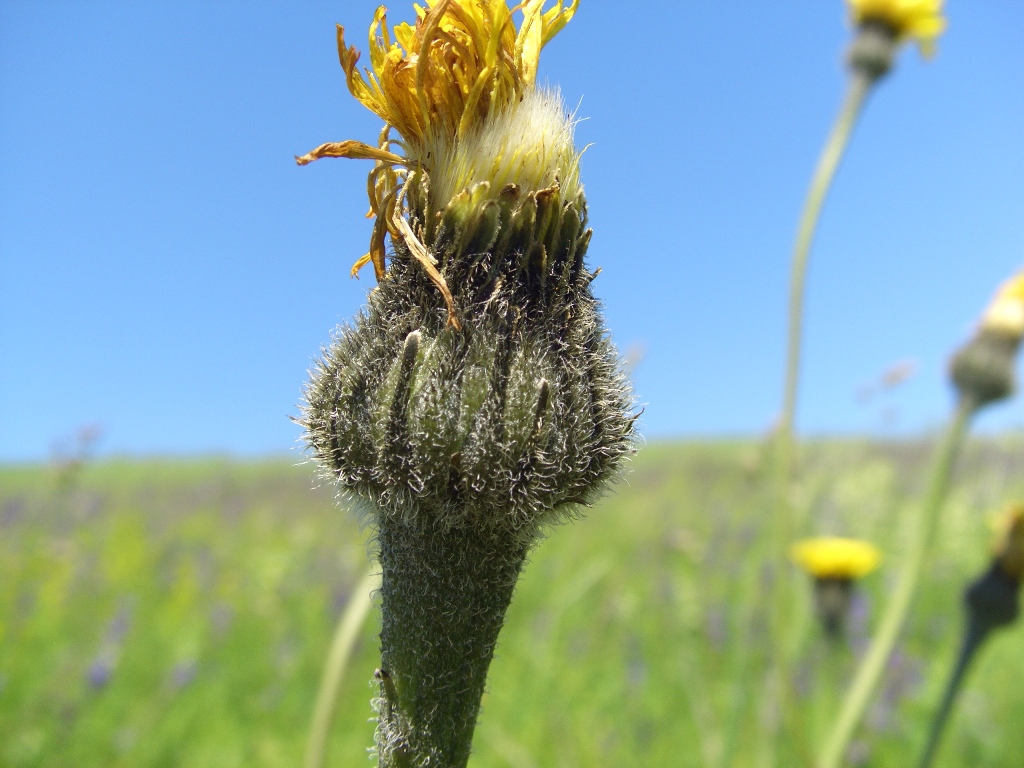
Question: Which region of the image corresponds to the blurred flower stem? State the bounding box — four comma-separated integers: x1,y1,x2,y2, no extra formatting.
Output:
304,565,382,768
773,69,874,637
916,604,989,768
776,69,873,510
816,396,976,768
769,69,873,762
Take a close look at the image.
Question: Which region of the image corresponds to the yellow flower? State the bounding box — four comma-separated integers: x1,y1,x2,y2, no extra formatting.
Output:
297,0,580,289
979,272,1024,341
846,0,946,57
994,504,1024,582
791,537,882,580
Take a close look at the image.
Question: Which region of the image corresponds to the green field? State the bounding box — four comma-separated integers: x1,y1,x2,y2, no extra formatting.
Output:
2,439,1023,767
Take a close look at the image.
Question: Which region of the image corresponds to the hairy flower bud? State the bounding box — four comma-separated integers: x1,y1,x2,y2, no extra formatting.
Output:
297,2,633,765
304,174,633,534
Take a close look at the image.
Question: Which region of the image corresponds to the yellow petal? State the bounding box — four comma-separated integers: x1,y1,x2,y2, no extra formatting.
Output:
980,271,1024,339
541,0,580,46
515,0,545,89
349,252,373,278
294,140,407,166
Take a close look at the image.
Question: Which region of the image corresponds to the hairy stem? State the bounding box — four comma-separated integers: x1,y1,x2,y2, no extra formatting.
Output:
374,517,529,768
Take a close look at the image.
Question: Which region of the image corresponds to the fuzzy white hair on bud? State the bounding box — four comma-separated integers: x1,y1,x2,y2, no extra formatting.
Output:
426,88,582,213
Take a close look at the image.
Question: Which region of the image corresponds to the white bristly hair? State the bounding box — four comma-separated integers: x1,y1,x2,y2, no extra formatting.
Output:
423,87,582,212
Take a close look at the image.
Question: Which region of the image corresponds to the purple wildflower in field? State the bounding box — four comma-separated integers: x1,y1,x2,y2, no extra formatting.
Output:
87,656,114,689
85,602,133,689
170,661,197,690
107,604,132,643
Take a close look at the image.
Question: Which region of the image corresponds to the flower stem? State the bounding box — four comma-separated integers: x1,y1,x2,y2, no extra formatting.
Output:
916,621,986,768
374,518,530,768
767,70,873,765
778,71,873,446
816,397,976,768
304,565,382,768
773,70,874,562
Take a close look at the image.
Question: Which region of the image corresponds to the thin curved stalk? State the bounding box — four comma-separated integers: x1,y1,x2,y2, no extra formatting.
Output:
816,398,975,768
767,71,874,764
777,71,873,445
774,70,874,569
304,565,382,768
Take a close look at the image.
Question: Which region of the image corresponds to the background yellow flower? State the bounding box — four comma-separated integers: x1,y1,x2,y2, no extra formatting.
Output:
791,536,882,580
846,0,946,56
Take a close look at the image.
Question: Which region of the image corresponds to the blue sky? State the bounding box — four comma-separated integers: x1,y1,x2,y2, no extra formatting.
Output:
1,1,1022,460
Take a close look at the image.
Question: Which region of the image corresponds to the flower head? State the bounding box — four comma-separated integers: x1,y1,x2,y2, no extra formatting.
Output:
297,0,581,290
979,272,1024,342
846,0,946,57
791,537,882,580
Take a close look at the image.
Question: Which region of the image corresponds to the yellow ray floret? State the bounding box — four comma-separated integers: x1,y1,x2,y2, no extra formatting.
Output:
979,271,1024,340
994,504,1024,581
846,0,946,57
791,537,882,580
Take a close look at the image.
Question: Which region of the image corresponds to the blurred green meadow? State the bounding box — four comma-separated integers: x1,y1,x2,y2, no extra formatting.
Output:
2,439,1023,768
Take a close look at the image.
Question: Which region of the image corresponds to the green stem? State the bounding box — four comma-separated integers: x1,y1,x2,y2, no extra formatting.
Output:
304,565,382,768
373,519,530,768
916,621,986,768
774,71,874,552
816,397,975,768
778,71,873,444
768,70,874,766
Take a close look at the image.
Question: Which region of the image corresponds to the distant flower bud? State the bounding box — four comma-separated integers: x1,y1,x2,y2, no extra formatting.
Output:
950,272,1024,408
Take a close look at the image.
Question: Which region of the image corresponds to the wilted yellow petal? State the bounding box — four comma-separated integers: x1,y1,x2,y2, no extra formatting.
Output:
295,140,407,166
516,0,545,89
349,252,373,278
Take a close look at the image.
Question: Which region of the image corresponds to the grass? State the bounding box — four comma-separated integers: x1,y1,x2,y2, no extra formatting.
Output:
2,438,1023,767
